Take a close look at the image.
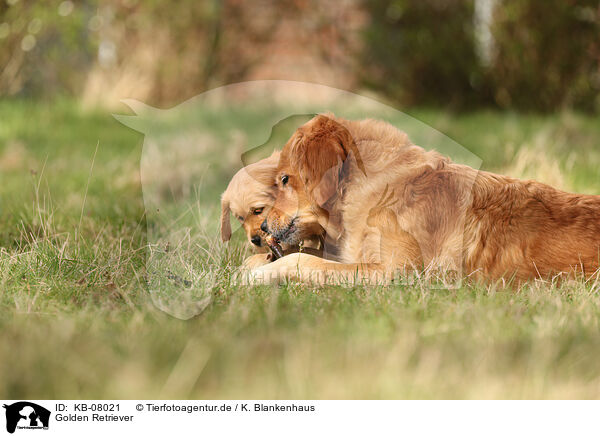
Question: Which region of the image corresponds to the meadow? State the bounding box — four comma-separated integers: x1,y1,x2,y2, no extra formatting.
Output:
1,98,600,399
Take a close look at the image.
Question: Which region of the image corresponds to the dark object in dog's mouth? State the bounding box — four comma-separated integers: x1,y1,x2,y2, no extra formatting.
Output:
265,234,284,260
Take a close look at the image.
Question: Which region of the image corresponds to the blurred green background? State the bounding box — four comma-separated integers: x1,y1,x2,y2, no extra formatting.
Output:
1,0,598,111
1,0,600,399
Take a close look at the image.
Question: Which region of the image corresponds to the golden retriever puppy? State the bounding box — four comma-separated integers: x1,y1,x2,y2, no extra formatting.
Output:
220,151,321,268
221,151,280,249
254,114,600,284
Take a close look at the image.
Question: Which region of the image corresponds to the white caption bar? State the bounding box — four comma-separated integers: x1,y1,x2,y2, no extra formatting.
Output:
1,400,598,435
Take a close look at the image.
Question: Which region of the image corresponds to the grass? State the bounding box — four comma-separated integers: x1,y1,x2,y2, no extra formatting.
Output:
1,97,600,399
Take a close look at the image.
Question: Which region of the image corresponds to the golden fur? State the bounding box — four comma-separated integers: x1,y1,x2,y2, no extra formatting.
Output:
220,151,321,268
221,151,281,249
254,114,600,284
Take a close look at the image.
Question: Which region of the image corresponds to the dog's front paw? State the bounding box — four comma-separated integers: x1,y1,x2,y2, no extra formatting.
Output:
242,253,273,269
245,255,302,284
244,253,325,285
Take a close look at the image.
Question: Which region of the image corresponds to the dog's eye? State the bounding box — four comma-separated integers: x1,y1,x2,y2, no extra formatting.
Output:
253,208,263,215
237,216,244,222
281,175,289,185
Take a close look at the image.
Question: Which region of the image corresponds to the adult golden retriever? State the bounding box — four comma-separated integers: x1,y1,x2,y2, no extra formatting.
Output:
253,114,600,284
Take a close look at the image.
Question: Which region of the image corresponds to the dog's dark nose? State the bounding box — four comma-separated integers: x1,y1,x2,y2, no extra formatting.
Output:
260,219,268,233
250,235,261,246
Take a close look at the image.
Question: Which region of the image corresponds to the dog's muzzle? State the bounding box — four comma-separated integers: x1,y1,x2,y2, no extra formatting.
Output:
264,219,297,243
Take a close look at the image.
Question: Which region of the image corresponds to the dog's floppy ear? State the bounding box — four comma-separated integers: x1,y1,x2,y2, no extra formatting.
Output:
290,115,362,207
220,197,232,242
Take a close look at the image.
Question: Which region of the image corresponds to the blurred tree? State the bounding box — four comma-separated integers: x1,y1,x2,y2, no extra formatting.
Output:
2,0,363,106
81,0,224,106
361,0,599,112
361,0,489,109
491,0,600,111
2,0,598,112
0,0,94,98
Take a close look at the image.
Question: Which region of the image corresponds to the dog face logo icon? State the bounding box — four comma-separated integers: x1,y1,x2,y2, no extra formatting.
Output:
3,402,50,433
